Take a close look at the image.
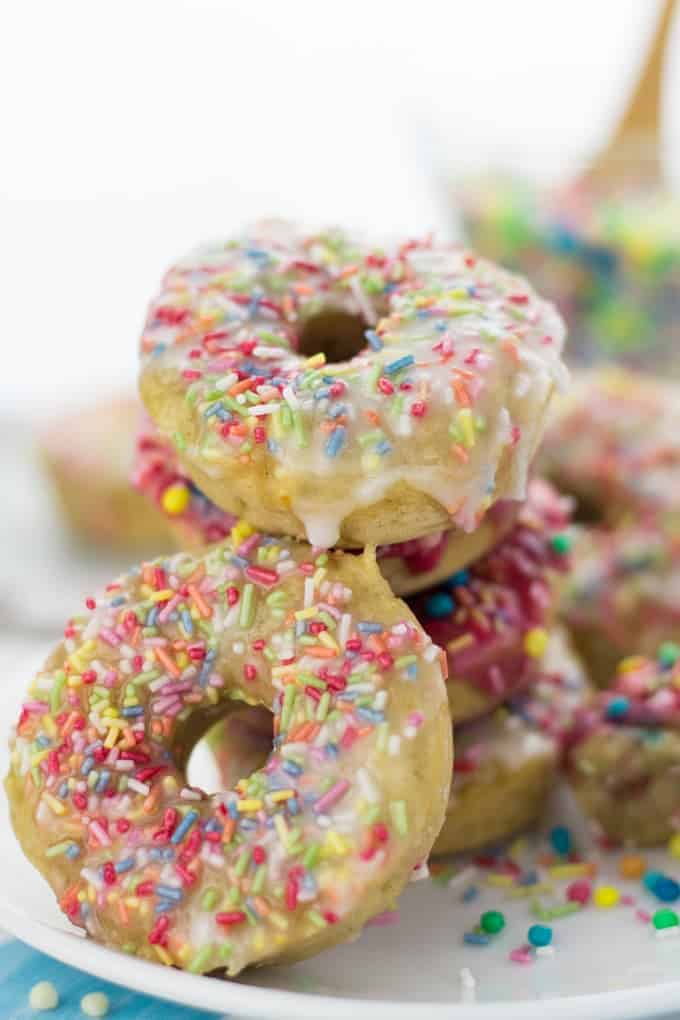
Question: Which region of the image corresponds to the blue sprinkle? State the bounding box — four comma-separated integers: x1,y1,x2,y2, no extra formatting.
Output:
81,756,95,777
375,440,393,456
518,870,539,886
650,875,680,903
605,696,630,720
528,924,552,947
115,857,135,874
181,610,194,635
325,426,347,458
156,885,183,902
356,708,385,724
328,403,347,419
203,401,225,419
155,900,175,914
227,801,239,819
230,555,249,569
109,596,126,607
406,663,418,680
147,607,159,628
364,329,383,351
58,781,69,799
325,743,340,758
463,931,490,946
357,621,384,634
283,761,303,777
121,706,144,718
95,770,110,793
170,810,198,845
161,848,175,860
66,844,81,860
425,591,454,619
462,885,480,902
385,354,415,376
550,825,572,856
84,741,103,755
36,734,51,748
267,438,281,454
287,798,299,815
151,343,167,357
446,569,470,589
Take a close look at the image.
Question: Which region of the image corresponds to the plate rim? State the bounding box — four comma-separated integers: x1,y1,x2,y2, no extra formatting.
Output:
3,896,680,1020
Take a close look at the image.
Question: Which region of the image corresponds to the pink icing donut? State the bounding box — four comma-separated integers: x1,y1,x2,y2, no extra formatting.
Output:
409,479,573,721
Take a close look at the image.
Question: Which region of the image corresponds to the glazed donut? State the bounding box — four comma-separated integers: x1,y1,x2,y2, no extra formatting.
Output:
134,422,520,596
567,643,680,846
431,629,586,857
409,478,573,722
540,368,680,527
41,396,169,552
5,534,451,975
139,223,567,549
560,523,680,688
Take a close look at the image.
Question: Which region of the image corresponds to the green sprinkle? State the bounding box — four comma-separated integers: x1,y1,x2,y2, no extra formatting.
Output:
390,800,408,836
50,670,67,713
303,843,321,869
45,841,72,858
306,909,327,928
480,910,505,934
316,691,331,721
188,945,214,974
550,533,572,555
239,583,256,628
659,642,680,668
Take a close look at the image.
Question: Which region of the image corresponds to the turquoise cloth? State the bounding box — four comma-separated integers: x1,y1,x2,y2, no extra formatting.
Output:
0,937,227,1019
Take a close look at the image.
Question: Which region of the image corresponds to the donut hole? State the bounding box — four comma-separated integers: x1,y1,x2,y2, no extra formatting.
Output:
186,705,274,792
297,309,368,363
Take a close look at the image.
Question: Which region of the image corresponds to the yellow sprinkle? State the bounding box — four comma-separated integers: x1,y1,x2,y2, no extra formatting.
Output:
457,407,476,448
104,727,122,749
524,627,549,659
31,750,50,767
548,863,594,880
294,608,317,621
41,715,57,739
618,655,647,674
270,790,295,803
274,814,290,848
161,482,190,516
150,589,175,603
593,885,620,909
322,831,349,858
318,632,339,651
669,833,680,860
231,519,254,545
237,799,263,813
43,793,66,816
154,945,174,966
304,352,326,369
485,873,515,888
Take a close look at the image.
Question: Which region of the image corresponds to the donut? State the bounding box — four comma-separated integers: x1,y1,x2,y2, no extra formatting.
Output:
458,173,680,369
5,533,451,975
409,478,573,722
431,629,587,857
539,368,680,527
567,643,680,846
138,223,567,549
41,396,169,552
560,522,680,688
134,421,520,596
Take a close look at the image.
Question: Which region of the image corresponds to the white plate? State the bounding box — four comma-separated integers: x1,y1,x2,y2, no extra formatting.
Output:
3,644,680,1020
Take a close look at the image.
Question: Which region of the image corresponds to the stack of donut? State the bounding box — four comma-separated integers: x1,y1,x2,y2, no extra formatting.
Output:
6,223,574,976
537,367,680,848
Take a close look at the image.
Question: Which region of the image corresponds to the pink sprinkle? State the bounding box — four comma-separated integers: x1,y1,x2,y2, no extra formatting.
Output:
367,910,400,927
89,820,111,847
621,895,636,906
313,779,350,814
509,947,534,965
245,565,279,587
98,628,121,647
407,711,424,728
636,909,652,923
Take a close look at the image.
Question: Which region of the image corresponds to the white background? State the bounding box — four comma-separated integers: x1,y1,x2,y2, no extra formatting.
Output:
1,0,678,418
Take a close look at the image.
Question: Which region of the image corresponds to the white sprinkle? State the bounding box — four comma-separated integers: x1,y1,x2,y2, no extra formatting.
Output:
404,725,417,740
356,767,379,803
248,402,281,416
338,613,351,647
388,735,401,757
460,967,476,1003
232,641,245,655
29,981,59,1011
81,991,110,1017
126,778,150,796
536,945,555,957
304,578,315,609
283,385,299,409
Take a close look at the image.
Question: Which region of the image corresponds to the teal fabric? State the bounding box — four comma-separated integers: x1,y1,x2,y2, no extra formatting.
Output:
0,938,227,1019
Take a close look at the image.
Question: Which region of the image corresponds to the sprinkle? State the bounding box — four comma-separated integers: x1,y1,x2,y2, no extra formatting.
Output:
480,909,505,934
81,992,110,1017
385,354,415,376
527,924,552,947
390,800,408,836
29,981,59,1011
593,885,620,909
